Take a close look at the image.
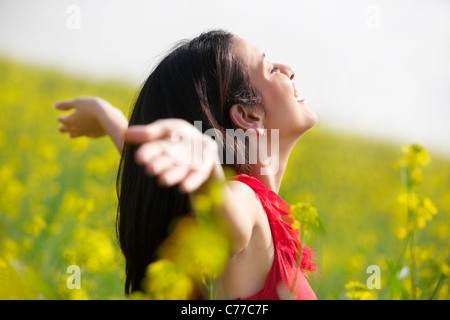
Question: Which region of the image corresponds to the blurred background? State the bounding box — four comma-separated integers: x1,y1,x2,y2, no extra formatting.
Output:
0,0,449,299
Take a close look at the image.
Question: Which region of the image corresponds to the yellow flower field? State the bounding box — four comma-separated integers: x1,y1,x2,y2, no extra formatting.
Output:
0,57,449,299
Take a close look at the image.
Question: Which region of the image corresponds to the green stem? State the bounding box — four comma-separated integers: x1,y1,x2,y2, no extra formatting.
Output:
208,276,214,300
402,166,418,300
429,253,450,300
408,229,417,300
429,273,446,300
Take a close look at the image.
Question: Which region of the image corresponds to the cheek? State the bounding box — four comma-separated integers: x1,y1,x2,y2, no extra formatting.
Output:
261,83,293,111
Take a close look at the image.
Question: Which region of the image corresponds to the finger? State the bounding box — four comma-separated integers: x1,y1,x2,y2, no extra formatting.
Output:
57,113,76,125
59,125,71,133
179,170,208,193
179,147,217,193
69,132,82,138
134,140,171,165
158,164,192,188
124,120,187,144
54,100,75,111
123,125,167,144
59,124,84,134
144,154,174,176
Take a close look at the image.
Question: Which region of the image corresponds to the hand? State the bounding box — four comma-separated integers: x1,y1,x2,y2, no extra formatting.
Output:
123,119,223,193
54,97,110,138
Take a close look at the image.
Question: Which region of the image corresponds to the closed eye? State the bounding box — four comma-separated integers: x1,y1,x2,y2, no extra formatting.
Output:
270,67,280,74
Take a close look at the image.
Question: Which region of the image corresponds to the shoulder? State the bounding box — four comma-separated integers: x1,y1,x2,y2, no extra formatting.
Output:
227,180,260,202
226,180,265,219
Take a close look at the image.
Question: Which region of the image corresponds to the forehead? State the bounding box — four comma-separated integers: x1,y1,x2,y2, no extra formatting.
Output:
232,37,264,72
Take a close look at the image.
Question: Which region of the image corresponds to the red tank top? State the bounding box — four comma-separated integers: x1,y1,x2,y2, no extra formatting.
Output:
233,174,317,300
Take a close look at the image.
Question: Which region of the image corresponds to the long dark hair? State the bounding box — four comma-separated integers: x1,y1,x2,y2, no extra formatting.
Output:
116,30,263,294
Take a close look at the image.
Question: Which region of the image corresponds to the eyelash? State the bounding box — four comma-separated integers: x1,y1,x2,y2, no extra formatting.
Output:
270,67,279,74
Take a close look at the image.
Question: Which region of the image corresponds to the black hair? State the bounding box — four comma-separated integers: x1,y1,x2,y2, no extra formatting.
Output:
116,30,263,294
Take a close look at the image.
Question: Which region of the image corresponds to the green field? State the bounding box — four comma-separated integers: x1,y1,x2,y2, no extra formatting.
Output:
1,58,449,299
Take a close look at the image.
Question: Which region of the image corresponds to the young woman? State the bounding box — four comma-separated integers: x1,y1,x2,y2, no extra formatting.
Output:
55,30,318,300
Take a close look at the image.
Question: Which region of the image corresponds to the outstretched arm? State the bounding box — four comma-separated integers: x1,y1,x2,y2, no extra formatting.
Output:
54,97,128,153
123,119,258,254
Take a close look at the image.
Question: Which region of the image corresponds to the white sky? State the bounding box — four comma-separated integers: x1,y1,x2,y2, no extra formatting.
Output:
1,0,450,157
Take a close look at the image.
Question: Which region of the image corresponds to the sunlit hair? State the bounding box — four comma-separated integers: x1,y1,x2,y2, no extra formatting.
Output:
116,30,263,294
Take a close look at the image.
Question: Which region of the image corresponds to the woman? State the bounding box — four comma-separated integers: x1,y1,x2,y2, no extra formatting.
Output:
55,30,318,300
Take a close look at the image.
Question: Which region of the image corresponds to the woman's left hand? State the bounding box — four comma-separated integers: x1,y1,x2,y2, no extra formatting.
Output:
54,96,128,152
54,97,109,138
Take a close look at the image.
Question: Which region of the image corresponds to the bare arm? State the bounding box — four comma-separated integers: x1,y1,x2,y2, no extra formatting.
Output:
54,97,128,153
123,119,257,253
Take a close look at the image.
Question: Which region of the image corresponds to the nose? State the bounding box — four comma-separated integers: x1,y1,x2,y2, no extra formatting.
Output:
274,63,295,80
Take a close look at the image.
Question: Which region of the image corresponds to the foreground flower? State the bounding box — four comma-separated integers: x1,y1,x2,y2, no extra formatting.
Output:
142,259,194,300
344,281,378,300
163,216,231,281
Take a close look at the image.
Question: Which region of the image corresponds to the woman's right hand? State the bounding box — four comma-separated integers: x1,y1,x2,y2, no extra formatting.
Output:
125,119,260,258
123,119,224,193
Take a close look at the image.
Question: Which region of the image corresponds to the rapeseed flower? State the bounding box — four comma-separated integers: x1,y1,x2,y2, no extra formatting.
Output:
397,193,438,230
66,227,116,272
398,144,431,168
344,281,378,300
142,259,194,300
163,216,231,282
290,202,322,237
23,215,47,236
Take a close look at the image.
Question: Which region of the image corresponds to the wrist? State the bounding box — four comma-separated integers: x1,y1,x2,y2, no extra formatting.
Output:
94,97,114,118
96,100,127,128
94,99,128,152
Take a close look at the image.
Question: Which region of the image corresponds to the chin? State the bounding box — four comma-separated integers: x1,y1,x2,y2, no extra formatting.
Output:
308,110,318,128
297,99,317,128
296,109,318,137
277,104,318,140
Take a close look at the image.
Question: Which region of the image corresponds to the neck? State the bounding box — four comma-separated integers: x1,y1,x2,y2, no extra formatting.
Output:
250,137,295,193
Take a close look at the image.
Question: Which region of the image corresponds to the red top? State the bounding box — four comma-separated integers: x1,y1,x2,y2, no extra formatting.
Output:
233,174,317,300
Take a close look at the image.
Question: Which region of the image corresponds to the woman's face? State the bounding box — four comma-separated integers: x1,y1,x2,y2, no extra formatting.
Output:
233,37,317,140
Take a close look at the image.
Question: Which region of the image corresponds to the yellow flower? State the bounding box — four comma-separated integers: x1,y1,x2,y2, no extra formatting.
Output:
439,263,450,277
0,258,35,299
0,163,25,217
38,142,57,161
290,202,321,237
344,281,378,300
67,289,90,300
395,227,408,240
1,238,21,262
163,217,231,281
410,167,423,185
84,150,119,176
398,144,431,168
142,259,194,300
189,179,224,219
397,193,438,229
67,227,116,272
23,215,47,236
59,191,95,221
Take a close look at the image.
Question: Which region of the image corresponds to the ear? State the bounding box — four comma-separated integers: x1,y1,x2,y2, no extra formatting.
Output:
229,104,264,133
